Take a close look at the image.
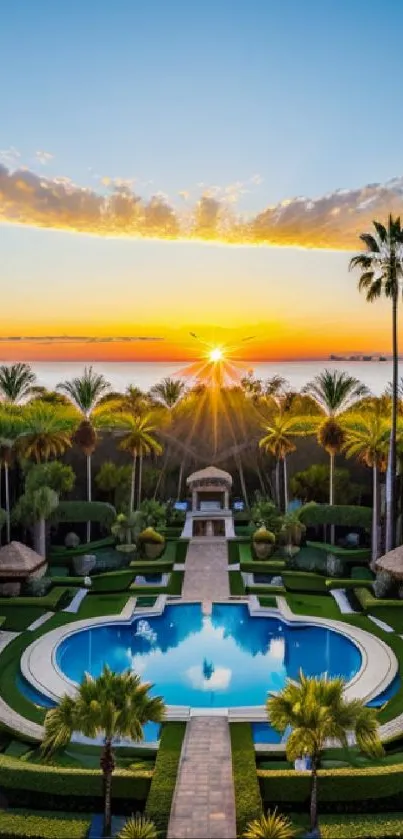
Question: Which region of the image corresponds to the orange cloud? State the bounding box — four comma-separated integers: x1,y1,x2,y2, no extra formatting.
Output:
1,163,403,249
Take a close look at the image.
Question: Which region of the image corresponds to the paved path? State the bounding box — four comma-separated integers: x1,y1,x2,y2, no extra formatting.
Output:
182,540,229,601
168,716,237,839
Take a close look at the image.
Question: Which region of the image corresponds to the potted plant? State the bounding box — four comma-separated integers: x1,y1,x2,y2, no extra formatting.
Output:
139,527,165,559
279,512,306,557
252,526,276,559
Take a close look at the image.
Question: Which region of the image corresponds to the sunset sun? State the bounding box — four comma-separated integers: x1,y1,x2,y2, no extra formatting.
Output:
209,347,223,363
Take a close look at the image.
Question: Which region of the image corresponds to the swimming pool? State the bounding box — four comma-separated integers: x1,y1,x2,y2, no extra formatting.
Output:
55,603,362,708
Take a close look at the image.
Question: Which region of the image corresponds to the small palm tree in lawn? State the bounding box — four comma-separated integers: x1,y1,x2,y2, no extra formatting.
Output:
267,672,383,834
17,402,77,463
41,666,165,838
119,413,163,512
12,485,59,557
57,367,110,541
349,216,403,551
259,414,316,511
0,362,37,403
304,370,368,542
343,413,390,566
117,814,158,839
243,808,296,839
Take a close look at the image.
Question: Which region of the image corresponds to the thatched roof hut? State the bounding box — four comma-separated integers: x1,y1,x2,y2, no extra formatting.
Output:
187,466,233,488
375,546,403,581
0,541,47,579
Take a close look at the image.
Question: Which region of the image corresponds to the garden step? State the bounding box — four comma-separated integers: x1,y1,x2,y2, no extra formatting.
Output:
63,588,88,614
330,589,357,614
368,615,395,633
27,611,55,631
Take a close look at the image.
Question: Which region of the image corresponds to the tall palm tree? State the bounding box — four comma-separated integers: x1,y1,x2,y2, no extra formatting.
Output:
268,672,383,833
57,367,110,541
259,414,315,511
0,409,24,542
12,485,59,557
149,377,186,409
304,370,368,540
349,216,403,551
17,402,77,463
0,362,37,403
41,666,165,838
119,413,163,511
343,413,390,566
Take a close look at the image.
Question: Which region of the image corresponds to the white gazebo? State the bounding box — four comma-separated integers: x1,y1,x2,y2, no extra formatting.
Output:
181,466,235,539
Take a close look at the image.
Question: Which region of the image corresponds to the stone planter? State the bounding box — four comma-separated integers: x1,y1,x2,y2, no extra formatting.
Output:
73,554,97,576
253,542,274,560
144,543,164,560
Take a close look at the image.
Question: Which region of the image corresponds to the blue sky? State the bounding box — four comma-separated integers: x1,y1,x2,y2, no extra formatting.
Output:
0,0,402,359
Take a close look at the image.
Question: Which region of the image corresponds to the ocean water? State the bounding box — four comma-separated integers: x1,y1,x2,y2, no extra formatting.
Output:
19,359,393,396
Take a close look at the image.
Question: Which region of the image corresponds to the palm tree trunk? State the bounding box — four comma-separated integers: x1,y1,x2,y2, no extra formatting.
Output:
310,759,319,832
34,518,46,558
154,448,169,500
101,738,115,837
283,455,289,511
177,460,184,501
275,459,281,509
4,462,10,543
329,452,335,545
137,454,143,509
386,287,398,552
130,453,137,513
236,455,248,508
255,462,266,494
371,464,378,570
86,454,92,543
0,463,2,546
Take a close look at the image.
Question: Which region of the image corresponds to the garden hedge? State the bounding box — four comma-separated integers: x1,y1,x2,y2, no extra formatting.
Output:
354,587,403,612
325,578,373,592
306,813,403,839
230,723,262,837
258,762,403,804
49,536,115,560
52,501,116,526
89,569,136,592
299,506,372,529
130,570,183,597
0,810,91,839
229,571,245,595
174,540,189,563
240,560,286,573
145,723,186,837
282,571,329,593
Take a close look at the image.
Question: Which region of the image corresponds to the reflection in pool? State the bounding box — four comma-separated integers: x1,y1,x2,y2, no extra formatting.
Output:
56,604,362,708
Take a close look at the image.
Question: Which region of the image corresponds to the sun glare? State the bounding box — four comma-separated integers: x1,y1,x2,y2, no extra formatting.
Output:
209,347,223,363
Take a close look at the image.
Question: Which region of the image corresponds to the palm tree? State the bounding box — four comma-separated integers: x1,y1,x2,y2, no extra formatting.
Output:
12,485,59,557
41,666,165,838
117,814,158,839
0,409,24,542
119,414,163,511
57,367,110,541
17,402,77,463
0,362,37,403
259,414,315,511
343,413,390,566
149,377,186,409
267,672,383,833
350,216,403,551
243,809,295,839
304,370,368,541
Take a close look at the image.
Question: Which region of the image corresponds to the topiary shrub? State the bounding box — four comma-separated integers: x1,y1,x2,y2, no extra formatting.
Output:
138,528,165,559
53,501,116,527
326,554,344,578
373,571,394,599
252,527,275,559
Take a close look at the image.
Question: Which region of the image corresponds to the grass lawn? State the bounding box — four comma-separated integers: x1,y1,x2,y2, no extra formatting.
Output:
76,592,130,619
367,606,403,633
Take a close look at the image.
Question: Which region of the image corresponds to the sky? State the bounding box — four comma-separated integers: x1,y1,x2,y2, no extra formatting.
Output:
1,0,403,362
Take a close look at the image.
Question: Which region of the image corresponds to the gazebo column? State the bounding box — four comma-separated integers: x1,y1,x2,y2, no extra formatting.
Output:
192,490,198,512
206,520,214,537
224,490,229,510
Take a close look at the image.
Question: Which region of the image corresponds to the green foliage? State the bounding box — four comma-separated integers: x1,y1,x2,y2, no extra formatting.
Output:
139,499,167,530
251,498,281,532
253,526,276,544
0,508,7,531
90,569,136,592
309,813,403,839
145,723,186,837
229,571,245,595
243,809,296,839
354,586,403,612
174,540,189,563
290,465,362,504
306,541,370,561
0,810,90,839
282,572,329,593
24,461,75,495
53,500,116,526
95,461,132,509
139,527,165,544
258,762,403,803
49,536,115,559
117,813,158,839
230,723,262,837
12,486,59,526
112,511,142,545
299,504,372,528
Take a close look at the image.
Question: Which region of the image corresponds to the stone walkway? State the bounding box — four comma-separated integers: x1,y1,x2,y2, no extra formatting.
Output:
167,716,237,839
182,540,229,601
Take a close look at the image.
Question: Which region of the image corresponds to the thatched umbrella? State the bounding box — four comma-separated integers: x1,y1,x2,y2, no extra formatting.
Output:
375,546,403,581
0,541,47,595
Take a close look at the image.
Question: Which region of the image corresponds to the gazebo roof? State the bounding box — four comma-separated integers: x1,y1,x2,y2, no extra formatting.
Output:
186,466,233,487
0,541,46,578
375,546,403,581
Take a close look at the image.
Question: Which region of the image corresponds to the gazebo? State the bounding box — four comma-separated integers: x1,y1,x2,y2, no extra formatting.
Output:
181,466,235,539
0,541,47,596
375,547,403,582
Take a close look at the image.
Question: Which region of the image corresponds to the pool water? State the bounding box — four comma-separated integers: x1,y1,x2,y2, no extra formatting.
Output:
366,673,401,707
56,603,362,708
134,574,163,586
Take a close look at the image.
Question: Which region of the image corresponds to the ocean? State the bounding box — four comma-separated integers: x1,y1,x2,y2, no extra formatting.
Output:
20,360,394,397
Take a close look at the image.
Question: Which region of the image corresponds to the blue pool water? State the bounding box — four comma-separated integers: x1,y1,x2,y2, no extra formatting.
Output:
16,673,56,708
366,673,401,707
55,603,362,708
134,573,163,586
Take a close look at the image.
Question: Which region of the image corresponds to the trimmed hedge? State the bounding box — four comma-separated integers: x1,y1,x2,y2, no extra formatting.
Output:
312,813,403,839
325,578,373,592
0,810,91,839
174,540,189,563
300,505,372,528
229,571,246,596
246,585,285,596
230,723,262,837
354,587,403,612
49,536,115,560
52,501,116,526
282,571,329,593
258,595,278,608
145,723,186,837
0,587,74,610
240,560,286,573
258,762,403,804
90,569,136,593
307,541,371,561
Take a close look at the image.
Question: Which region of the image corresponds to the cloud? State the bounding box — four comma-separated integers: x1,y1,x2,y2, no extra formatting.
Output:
0,147,21,166
1,162,403,249
35,150,54,165
0,336,164,344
